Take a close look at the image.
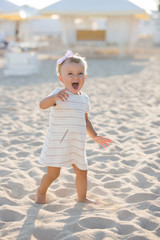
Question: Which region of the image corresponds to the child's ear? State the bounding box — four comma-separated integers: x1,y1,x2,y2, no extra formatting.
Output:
58,75,63,83
85,75,87,80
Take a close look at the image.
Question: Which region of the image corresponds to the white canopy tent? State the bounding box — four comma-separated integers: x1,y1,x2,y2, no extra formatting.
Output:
0,1,39,76
41,0,148,46
0,0,19,40
0,0,21,23
0,1,61,41
0,0,18,13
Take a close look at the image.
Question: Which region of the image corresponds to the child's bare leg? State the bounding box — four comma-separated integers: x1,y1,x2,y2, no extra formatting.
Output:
72,164,95,203
72,164,87,201
35,167,60,204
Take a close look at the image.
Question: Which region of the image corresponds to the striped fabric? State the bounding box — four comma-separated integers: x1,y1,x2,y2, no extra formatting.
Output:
39,87,91,170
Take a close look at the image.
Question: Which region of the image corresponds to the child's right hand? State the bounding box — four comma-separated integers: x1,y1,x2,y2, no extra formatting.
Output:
54,89,69,102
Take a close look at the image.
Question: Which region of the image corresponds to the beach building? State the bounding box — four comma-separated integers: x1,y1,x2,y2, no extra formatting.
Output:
152,11,160,45
0,1,61,42
18,5,61,41
41,0,148,47
0,0,19,40
0,1,40,76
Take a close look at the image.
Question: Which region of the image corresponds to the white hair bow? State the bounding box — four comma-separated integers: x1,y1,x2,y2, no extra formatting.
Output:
57,50,73,64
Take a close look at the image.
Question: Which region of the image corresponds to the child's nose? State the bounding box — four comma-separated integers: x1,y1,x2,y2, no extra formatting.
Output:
73,74,78,79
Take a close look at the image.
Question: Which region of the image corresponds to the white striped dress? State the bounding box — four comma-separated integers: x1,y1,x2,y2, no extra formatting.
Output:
39,87,91,170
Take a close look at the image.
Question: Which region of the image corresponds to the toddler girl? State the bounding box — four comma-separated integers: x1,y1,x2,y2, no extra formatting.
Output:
35,50,112,204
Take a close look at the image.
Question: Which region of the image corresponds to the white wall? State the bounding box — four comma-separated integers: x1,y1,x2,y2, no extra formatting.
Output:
0,21,16,40
60,16,76,45
106,16,134,45
54,15,140,46
75,17,107,30
152,12,160,44
31,19,61,36
0,18,61,42
19,19,61,40
129,18,139,44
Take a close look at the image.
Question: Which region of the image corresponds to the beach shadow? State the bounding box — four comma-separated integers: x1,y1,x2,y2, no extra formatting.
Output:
16,200,85,240
16,203,42,240
55,202,85,240
87,57,148,78
0,56,148,87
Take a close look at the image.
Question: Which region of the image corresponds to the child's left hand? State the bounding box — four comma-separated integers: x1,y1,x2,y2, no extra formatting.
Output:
93,136,112,148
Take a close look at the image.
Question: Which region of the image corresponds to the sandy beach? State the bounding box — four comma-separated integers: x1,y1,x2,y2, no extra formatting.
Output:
0,48,160,240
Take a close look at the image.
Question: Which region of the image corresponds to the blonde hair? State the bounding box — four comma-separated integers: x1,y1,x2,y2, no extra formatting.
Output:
56,54,88,76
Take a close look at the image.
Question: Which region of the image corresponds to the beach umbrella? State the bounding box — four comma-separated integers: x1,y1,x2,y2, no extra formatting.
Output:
0,0,50,21
0,3,42,41
0,0,20,19
0,0,20,40
0,0,18,12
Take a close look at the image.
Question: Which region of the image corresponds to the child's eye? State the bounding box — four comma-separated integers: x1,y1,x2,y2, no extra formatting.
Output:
68,73,73,75
78,73,84,77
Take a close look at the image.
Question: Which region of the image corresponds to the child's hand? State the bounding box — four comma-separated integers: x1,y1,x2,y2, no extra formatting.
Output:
54,89,69,102
93,136,112,148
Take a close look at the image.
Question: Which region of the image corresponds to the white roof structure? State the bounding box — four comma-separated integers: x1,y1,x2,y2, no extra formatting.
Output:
19,5,38,18
0,3,39,21
40,0,148,47
41,0,146,16
0,0,19,13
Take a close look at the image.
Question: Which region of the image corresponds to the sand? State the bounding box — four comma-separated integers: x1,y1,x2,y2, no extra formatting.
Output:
0,49,160,240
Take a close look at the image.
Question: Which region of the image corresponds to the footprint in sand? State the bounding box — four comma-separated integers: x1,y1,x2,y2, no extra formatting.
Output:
43,204,69,213
117,210,136,221
79,217,115,229
126,193,158,203
54,188,75,198
0,209,24,222
116,223,137,236
104,181,121,189
138,217,159,231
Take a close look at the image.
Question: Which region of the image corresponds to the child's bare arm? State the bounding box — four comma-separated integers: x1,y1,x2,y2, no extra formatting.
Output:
85,113,112,148
39,89,69,109
85,113,97,139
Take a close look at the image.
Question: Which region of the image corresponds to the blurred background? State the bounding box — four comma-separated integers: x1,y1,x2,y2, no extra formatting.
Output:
0,0,160,76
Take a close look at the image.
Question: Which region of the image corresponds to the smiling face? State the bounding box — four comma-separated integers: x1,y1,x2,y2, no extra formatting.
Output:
58,60,87,94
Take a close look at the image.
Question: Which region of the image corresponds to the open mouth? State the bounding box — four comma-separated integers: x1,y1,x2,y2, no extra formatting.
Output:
72,82,79,90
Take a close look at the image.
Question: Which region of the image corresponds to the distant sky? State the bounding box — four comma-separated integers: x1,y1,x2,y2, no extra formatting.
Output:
8,0,158,13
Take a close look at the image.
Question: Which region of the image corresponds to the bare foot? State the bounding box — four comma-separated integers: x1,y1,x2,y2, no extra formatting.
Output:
77,198,98,204
35,188,46,204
